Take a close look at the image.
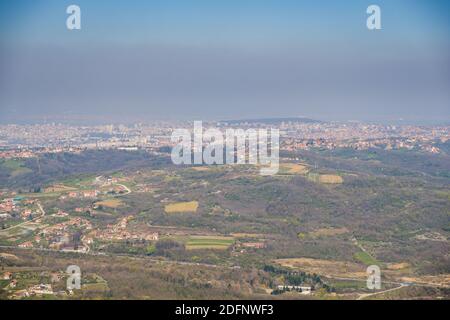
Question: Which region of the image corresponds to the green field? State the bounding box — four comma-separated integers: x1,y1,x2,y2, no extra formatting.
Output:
353,251,379,266
186,236,235,250
329,280,367,290
1,159,32,176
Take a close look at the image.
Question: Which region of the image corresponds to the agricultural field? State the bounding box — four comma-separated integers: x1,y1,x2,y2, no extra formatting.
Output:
185,236,235,250
278,163,309,175
94,199,124,208
318,174,344,184
164,201,199,214
353,251,379,266
307,172,344,184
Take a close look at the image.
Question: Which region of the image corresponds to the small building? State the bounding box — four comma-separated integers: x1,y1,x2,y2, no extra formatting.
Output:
9,279,17,288
82,190,99,198
299,286,312,295
30,284,53,295
2,272,12,280
242,242,266,249
18,241,33,248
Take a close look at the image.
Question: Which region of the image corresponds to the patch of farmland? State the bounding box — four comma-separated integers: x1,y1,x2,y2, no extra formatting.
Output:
164,201,199,214
318,174,343,184
307,172,344,184
186,235,234,250
278,163,309,175
95,199,124,208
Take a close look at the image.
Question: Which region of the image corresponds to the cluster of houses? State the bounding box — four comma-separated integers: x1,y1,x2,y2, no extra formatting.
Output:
3,272,55,298
2,272,18,291
43,217,92,235
0,150,35,159
59,185,128,202
0,197,28,213
0,198,15,213
282,136,444,154
27,217,93,251
88,216,159,242
232,241,266,255
63,190,100,199
18,241,34,248
276,285,312,295
0,197,40,221
94,175,120,186
2,269,81,299
241,242,266,249
11,284,55,298
52,210,69,217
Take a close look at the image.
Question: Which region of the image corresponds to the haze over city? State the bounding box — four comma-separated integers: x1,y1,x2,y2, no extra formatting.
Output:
0,0,449,124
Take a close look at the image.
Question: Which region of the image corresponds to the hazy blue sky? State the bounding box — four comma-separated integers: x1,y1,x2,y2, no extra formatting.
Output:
0,0,449,123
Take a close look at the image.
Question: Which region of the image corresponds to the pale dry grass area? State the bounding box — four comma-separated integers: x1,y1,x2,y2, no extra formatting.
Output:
279,163,309,175
191,167,211,172
0,252,20,261
164,201,199,213
318,174,344,184
386,262,410,270
95,199,124,208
